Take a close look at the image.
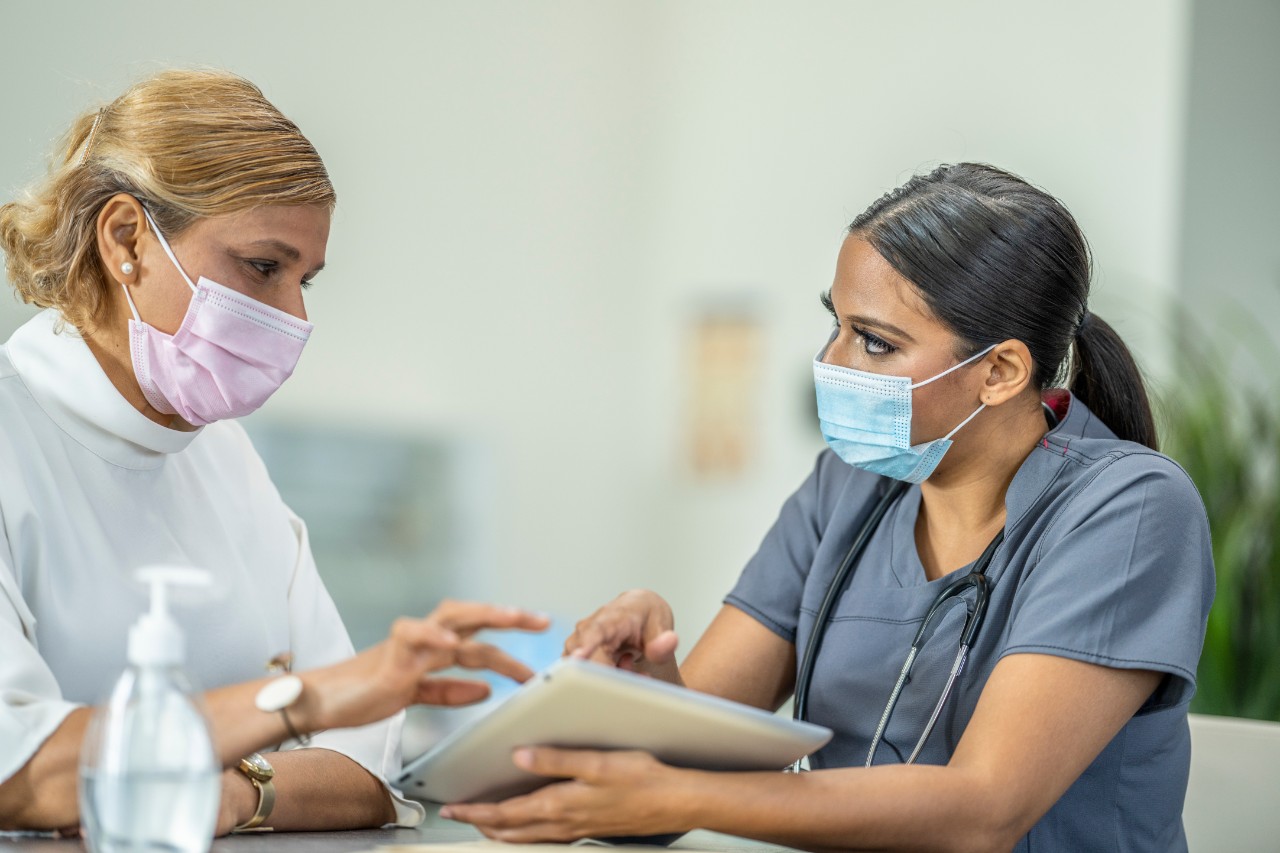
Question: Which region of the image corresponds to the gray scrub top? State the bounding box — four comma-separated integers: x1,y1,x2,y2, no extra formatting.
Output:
725,393,1215,852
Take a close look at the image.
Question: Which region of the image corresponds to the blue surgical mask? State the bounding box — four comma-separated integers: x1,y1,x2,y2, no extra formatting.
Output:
813,340,994,484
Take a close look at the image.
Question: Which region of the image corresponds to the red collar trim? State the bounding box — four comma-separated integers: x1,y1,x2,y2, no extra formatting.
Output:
1042,388,1071,423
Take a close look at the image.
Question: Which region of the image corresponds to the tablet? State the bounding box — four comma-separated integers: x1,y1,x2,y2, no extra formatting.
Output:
397,658,832,804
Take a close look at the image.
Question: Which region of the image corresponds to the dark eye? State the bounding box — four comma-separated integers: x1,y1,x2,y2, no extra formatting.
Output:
855,327,897,356
246,259,277,277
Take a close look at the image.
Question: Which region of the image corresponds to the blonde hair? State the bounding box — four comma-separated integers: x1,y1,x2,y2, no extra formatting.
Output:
0,69,336,332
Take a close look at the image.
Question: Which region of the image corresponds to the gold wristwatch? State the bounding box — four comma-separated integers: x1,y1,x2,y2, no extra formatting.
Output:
233,752,276,831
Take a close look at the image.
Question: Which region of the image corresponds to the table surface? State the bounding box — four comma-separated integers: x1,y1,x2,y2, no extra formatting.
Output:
0,805,785,853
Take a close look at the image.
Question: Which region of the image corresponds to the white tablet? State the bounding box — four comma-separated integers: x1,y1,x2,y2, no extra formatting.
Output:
397,658,832,804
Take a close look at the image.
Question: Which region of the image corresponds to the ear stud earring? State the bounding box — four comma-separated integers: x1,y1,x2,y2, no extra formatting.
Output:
120,262,135,276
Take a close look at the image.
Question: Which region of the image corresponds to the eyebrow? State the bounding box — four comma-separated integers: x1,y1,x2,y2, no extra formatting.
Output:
849,314,915,344
821,290,917,344
245,239,326,273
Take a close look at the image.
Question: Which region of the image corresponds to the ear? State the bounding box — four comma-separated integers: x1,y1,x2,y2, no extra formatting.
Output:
979,339,1034,407
95,194,146,286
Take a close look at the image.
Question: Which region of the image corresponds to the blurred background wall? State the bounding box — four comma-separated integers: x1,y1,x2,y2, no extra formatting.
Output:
1177,0,1280,351
1,1,1274,662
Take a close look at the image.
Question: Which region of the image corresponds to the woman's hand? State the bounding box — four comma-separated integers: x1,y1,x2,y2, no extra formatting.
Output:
440,747,693,843
213,768,256,837
563,590,681,683
298,600,550,732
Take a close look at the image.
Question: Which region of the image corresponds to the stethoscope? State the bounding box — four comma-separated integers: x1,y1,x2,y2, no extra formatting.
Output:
791,482,1002,767
790,402,1058,768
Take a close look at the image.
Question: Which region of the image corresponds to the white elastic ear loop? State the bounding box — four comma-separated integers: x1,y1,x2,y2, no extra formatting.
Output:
909,344,996,390
943,402,987,441
119,282,142,323
141,208,197,293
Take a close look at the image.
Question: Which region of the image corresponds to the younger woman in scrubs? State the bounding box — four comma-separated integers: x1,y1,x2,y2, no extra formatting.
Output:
0,70,547,835
444,164,1215,852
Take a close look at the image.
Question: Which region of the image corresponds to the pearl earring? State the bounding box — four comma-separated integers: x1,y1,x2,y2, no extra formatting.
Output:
120,262,135,276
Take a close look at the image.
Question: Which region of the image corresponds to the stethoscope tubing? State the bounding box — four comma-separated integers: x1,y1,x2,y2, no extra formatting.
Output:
793,483,1005,768
792,479,910,724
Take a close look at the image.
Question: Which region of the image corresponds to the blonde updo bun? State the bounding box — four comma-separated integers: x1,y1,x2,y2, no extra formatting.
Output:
0,69,336,332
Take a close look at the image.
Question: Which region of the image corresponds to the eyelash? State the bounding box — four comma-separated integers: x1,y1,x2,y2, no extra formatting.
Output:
246,259,277,278
856,328,896,356
819,292,898,357
245,258,315,290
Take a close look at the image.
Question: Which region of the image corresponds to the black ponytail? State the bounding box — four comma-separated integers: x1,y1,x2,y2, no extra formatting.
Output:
849,163,1159,450
1072,312,1159,450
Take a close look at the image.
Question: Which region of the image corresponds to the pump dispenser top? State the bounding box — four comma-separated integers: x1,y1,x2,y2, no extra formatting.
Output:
128,566,211,667
80,565,220,853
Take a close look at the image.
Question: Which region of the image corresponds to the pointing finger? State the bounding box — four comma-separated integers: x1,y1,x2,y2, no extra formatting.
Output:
391,617,460,651
430,601,550,637
453,641,538,683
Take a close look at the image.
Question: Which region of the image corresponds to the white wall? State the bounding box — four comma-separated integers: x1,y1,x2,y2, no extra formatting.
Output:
1177,0,1280,359
0,1,1192,647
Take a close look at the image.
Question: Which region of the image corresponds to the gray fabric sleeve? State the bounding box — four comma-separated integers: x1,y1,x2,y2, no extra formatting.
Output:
724,451,838,643
1001,452,1215,709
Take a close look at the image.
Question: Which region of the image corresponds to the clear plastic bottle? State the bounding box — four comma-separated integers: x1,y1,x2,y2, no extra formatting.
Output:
79,567,220,853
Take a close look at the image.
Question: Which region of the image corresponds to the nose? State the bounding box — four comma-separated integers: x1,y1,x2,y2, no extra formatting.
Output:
818,329,840,364
278,286,308,322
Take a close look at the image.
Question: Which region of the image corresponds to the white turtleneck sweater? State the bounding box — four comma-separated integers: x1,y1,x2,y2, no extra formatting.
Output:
0,308,422,826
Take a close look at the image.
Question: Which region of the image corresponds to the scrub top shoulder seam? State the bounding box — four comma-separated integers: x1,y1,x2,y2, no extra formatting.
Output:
1030,450,1125,567
1030,447,1205,568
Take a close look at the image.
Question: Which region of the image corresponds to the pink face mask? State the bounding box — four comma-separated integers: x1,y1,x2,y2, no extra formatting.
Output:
120,209,314,427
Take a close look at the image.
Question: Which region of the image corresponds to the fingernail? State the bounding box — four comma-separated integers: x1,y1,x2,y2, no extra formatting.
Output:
439,806,454,819
569,648,587,660
441,630,460,643
513,747,533,768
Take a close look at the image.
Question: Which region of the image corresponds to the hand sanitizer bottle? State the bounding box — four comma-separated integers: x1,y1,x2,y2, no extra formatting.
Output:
79,567,220,853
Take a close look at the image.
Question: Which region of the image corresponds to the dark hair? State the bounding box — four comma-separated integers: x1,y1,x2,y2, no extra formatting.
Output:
848,163,1158,450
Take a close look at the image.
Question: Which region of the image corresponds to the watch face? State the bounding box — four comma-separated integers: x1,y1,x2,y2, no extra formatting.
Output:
240,752,275,781
255,675,304,713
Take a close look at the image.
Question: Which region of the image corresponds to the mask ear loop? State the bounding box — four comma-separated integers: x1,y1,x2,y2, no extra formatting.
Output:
141,208,198,293
909,344,996,390
942,401,987,441
119,281,143,323
909,343,996,445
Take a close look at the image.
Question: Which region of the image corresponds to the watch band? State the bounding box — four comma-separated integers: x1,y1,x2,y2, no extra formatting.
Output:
255,674,310,747
233,753,276,832
259,654,312,749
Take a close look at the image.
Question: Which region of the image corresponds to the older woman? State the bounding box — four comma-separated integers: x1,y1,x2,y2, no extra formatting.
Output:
0,70,546,835
444,164,1216,852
